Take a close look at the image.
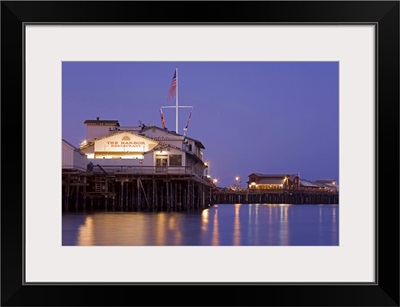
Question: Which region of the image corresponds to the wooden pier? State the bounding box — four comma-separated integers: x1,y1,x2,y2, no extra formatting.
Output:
62,166,215,211
213,189,339,205
63,167,338,211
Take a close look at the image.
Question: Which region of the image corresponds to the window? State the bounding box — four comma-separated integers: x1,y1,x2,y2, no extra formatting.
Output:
169,155,182,166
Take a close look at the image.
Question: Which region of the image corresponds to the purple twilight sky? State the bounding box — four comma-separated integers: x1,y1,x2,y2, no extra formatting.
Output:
62,61,339,188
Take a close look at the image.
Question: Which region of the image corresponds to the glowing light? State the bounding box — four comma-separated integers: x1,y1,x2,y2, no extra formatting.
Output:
77,216,94,246
201,209,210,232
212,207,219,245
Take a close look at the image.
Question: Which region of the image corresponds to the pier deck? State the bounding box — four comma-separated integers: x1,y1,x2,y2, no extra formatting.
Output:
213,189,338,205
62,167,215,211
63,167,338,211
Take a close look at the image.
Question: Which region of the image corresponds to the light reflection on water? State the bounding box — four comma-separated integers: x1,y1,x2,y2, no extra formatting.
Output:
62,204,339,246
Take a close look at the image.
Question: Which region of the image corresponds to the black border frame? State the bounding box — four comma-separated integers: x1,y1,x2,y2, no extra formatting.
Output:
1,1,399,306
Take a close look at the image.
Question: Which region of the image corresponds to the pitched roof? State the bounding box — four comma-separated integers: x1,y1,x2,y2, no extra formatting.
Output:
248,173,297,178
84,119,120,126
258,178,285,185
299,179,324,187
62,139,80,152
150,136,184,141
316,179,336,184
140,125,179,135
141,125,205,149
148,142,183,153
79,130,157,150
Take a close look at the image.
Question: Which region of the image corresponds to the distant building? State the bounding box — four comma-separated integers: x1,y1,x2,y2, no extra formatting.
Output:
316,179,339,192
247,173,338,192
299,179,338,192
247,173,300,190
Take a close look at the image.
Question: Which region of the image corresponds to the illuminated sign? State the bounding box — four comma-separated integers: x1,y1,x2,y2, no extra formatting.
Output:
106,141,145,148
94,133,157,152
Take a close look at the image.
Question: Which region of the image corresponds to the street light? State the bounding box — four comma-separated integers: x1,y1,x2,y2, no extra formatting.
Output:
235,176,241,188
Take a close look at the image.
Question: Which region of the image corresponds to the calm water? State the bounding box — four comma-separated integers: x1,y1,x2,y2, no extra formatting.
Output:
62,204,338,246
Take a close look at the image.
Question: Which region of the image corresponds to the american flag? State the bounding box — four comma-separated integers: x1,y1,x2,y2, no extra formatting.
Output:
167,70,177,100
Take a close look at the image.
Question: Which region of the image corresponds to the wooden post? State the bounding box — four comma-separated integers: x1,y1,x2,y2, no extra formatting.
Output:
112,182,115,208
179,183,182,209
186,180,190,208
75,184,80,210
83,175,87,208
125,180,129,208
137,178,141,209
152,178,156,208
161,186,164,209
120,181,124,208
155,179,158,209
131,180,135,209
183,189,186,209
65,174,70,210
166,181,170,210
174,182,178,210
202,188,205,208
192,181,195,208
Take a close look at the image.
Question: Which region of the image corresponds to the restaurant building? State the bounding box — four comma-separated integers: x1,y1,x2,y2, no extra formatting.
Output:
247,173,338,192
62,118,213,210
65,117,207,178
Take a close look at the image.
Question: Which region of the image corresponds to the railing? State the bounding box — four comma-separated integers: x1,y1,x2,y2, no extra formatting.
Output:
62,165,87,172
215,188,338,194
92,165,195,175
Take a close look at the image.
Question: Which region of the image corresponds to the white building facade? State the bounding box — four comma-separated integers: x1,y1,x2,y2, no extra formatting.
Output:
74,119,207,178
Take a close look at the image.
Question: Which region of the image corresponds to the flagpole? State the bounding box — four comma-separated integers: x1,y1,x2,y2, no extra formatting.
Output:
175,66,178,133
162,67,193,135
